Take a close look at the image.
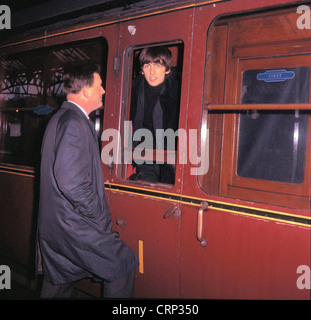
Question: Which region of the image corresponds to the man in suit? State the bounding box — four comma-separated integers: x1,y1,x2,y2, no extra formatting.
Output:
38,64,138,298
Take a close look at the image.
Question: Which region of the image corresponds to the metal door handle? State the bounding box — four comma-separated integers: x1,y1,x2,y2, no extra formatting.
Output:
197,202,208,247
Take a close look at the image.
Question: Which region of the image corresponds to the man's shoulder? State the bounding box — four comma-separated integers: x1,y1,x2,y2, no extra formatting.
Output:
167,68,181,86
53,102,85,125
45,103,84,138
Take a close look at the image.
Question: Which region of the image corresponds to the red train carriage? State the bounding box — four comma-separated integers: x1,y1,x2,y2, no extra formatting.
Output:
0,0,310,299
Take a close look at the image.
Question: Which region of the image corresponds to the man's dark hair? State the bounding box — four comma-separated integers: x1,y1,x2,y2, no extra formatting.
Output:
63,64,101,94
139,46,172,72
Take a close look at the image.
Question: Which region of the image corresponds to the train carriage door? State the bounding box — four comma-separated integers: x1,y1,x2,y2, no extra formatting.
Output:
181,7,311,299
104,10,193,298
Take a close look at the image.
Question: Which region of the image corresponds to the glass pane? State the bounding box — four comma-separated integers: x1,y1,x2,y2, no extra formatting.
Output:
0,39,107,167
237,67,309,183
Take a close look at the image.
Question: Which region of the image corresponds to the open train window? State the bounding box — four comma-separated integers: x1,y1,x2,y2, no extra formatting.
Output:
0,38,108,168
119,42,183,186
200,8,311,209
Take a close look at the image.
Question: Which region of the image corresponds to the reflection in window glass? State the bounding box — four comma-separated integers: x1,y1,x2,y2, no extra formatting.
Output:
238,67,309,183
0,39,107,167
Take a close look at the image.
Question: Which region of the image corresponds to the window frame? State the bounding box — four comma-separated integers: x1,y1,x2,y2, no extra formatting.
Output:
225,56,311,198
0,37,108,168
200,9,311,210
117,40,184,188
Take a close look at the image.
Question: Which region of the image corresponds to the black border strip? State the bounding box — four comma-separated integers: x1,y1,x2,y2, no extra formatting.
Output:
106,183,311,227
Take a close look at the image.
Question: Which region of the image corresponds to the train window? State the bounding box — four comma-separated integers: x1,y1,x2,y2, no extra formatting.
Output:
201,8,311,209
238,67,309,183
0,38,107,168
120,42,183,186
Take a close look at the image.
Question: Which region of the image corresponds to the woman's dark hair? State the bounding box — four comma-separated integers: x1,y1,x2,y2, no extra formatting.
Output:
139,46,172,71
63,64,101,94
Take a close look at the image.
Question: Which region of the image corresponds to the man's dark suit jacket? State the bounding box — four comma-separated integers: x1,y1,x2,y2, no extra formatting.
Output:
38,101,138,284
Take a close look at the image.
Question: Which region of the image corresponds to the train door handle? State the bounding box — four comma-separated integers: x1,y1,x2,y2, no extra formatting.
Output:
197,202,208,247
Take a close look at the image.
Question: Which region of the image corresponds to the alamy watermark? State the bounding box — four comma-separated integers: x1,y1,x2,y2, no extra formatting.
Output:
100,121,209,176
0,265,11,290
297,5,311,29
0,5,11,30
296,265,311,290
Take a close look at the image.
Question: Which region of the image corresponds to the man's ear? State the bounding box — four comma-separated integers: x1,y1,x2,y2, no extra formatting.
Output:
81,86,90,99
165,68,171,75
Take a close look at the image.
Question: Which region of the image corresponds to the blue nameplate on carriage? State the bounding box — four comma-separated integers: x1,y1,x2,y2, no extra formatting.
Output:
257,69,295,82
33,105,53,115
